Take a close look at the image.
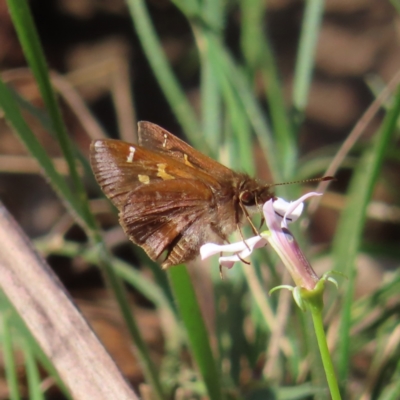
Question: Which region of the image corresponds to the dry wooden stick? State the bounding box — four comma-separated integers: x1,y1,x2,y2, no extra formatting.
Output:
0,200,138,400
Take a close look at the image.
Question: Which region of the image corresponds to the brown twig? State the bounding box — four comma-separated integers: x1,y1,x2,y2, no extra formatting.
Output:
0,200,137,400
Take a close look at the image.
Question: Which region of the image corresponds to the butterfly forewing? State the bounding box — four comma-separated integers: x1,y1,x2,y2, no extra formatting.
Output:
138,121,236,181
90,138,222,208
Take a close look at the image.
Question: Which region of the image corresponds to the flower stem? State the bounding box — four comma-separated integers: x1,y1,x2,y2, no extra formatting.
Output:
303,282,342,400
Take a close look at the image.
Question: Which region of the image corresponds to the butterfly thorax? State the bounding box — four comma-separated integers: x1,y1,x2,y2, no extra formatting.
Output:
210,173,274,239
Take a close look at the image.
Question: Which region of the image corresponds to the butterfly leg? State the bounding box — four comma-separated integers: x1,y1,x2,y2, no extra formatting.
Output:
237,223,249,248
237,253,250,265
219,253,224,280
236,192,260,236
258,216,265,230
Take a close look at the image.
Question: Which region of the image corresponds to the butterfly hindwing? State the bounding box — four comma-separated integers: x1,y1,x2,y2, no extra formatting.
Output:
120,179,215,267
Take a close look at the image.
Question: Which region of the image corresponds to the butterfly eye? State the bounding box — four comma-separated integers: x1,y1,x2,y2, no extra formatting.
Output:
240,191,255,206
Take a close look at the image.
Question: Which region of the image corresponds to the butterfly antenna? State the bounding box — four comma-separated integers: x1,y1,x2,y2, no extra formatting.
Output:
269,176,335,188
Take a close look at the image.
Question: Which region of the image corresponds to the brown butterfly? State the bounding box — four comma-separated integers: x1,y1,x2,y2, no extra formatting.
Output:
90,122,274,268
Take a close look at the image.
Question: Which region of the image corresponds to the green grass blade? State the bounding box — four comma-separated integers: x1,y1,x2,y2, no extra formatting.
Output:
95,246,167,400
22,339,45,400
41,238,182,347
11,87,96,183
209,44,254,174
178,1,224,153
292,0,325,128
203,0,225,31
379,358,400,400
6,0,86,203
0,292,72,399
262,38,297,180
199,40,222,151
207,39,282,181
1,311,21,400
332,85,400,387
170,0,201,22
0,78,85,226
36,238,175,316
226,67,281,183
240,0,296,179
168,265,222,400
240,0,264,72
126,0,201,145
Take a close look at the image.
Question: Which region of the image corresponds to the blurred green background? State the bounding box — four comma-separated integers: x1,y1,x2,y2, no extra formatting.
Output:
1,0,400,399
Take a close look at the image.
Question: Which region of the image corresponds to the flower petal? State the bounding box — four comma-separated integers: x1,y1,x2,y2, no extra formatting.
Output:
273,197,303,222
262,197,319,290
282,192,322,227
218,255,241,269
200,235,265,261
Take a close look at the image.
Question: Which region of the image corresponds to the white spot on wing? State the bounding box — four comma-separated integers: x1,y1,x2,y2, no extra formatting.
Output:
126,146,136,163
163,134,168,148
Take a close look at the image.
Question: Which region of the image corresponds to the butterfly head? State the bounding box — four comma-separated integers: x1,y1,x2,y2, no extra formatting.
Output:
238,179,274,212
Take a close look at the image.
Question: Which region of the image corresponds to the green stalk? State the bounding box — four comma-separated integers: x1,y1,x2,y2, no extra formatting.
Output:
168,265,222,400
303,283,341,400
